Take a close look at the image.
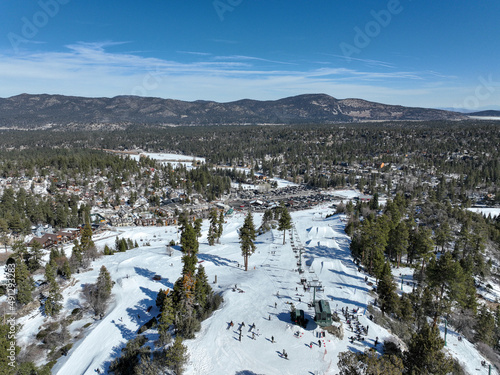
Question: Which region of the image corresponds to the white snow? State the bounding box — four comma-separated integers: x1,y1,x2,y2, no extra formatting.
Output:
467,207,500,218
14,206,496,374
128,152,205,168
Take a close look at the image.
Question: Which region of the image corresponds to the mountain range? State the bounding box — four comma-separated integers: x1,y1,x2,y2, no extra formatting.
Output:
0,93,468,129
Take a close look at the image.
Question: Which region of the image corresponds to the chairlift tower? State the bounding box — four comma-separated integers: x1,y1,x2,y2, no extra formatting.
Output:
308,279,323,304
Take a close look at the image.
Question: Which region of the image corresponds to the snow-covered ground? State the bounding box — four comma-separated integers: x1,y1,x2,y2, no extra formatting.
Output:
128,152,205,168
467,207,500,218
14,206,496,374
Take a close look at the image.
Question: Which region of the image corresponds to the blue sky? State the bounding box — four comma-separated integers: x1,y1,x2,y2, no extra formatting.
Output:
1,0,499,110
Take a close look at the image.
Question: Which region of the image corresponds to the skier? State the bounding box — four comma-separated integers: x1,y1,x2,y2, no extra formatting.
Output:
275,302,277,308
374,337,378,346
271,336,275,343
318,339,321,347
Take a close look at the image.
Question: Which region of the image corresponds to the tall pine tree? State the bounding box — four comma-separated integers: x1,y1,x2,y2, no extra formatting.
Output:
278,203,292,245
239,212,256,271
207,209,218,246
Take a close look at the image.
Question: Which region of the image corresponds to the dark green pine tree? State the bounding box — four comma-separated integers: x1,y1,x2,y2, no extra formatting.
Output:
27,240,43,273
217,210,224,243
414,227,434,281
278,203,292,245
44,261,62,317
69,239,83,271
96,265,113,300
194,264,211,309
475,305,496,346
61,259,72,279
377,262,399,315
165,336,189,375
425,251,466,326
157,295,175,346
0,322,19,375
194,218,203,238
180,222,199,259
175,221,200,315
15,258,34,305
404,323,453,375
207,209,218,246
388,221,409,267
239,212,256,271
80,216,95,252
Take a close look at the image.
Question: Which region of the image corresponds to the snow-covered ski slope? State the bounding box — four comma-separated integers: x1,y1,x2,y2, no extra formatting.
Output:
18,205,494,374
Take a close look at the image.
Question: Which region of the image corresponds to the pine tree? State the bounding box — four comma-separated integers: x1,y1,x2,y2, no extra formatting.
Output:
425,252,466,326
195,264,211,308
389,221,409,267
0,322,19,375
404,323,453,375
414,227,434,280
180,222,199,258
62,259,72,279
217,210,224,243
44,261,62,317
70,239,83,271
85,265,113,317
158,296,175,346
96,265,113,298
434,221,452,252
278,203,292,245
165,336,188,375
338,349,403,375
207,209,218,246
27,240,43,272
377,262,399,315
475,305,495,346
15,258,34,305
239,212,256,271
194,218,202,238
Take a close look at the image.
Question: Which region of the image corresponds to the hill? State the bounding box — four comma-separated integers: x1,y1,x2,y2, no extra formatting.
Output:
9,205,494,374
0,93,466,129
468,110,500,117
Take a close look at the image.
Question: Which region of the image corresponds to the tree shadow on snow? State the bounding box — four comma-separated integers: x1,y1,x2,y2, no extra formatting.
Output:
197,253,238,268
327,268,365,283
126,297,154,324
133,266,173,289
113,321,137,342
235,371,265,375
100,325,137,374
333,282,370,293
327,295,366,311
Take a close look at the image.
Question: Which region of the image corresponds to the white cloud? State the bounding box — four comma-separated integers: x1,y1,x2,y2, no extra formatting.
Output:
0,42,486,108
